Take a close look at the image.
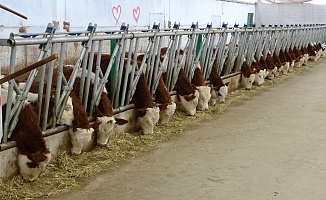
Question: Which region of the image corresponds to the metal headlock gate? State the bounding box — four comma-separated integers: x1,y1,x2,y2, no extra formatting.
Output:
0,22,325,146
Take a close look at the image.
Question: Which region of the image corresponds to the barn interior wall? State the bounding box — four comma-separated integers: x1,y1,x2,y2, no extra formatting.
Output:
0,0,254,70
255,3,326,26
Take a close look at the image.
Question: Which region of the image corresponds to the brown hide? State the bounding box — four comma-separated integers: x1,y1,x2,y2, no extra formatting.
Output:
8,103,50,166
241,61,254,78
70,92,92,131
307,43,317,56
209,65,225,91
173,68,196,97
155,76,172,105
131,73,155,110
266,53,276,70
259,56,268,70
191,67,206,86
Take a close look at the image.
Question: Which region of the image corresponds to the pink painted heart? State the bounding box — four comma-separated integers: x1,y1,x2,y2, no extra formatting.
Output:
133,6,140,23
112,5,121,25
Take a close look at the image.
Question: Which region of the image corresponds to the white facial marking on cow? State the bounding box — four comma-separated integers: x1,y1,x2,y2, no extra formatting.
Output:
58,97,74,126
18,152,51,182
138,107,160,134
254,70,265,86
96,116,115,146
179,90,199,116
282,62,290,75
243,74,256,90
159,102,176,124
69,127,94,155
196,86,211,111
218,85,228,103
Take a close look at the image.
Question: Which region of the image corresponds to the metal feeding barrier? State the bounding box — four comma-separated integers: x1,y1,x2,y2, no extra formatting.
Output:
0,22,325,146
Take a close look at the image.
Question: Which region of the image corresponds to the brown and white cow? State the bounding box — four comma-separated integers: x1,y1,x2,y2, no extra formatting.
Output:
22,80,94,155
131,72,160,134
1,87,51,182
53,66,128,146
250,60,265,86
172,67,199,116
278,50,290,75
209,64,228,105
241,61,256,90
155,75,176,124
191,63,211,111
91,53,159,135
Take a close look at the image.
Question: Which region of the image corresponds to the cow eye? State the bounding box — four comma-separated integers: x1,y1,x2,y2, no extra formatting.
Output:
218,93,222,96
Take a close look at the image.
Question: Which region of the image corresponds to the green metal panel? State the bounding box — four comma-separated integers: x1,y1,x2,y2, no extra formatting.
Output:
247,13,254,27
196,34,202,60
110,39,117,96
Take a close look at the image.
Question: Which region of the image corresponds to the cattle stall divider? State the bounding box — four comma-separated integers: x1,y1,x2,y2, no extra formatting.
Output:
0,22,325,147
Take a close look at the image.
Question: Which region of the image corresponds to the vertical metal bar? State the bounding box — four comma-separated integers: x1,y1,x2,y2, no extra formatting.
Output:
53,42,66,127
41,43,57,130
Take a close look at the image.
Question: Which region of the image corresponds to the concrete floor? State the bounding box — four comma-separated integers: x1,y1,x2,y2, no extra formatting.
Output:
42,60,326,200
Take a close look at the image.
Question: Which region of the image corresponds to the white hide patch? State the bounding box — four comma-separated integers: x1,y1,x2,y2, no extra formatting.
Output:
69,127,94,155
218,85,228,103
18,152,51,182
138,107,160,134
267,69,275,80
196,86,211,111
159,102,176,124
96,116,115,146
179,90,199,116
282,62,290,75
254,70,265,86
242,74,256,90
58,97,74,126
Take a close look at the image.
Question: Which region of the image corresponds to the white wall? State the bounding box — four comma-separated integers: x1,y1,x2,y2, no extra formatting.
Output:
0,0,254,38
255,3,326,26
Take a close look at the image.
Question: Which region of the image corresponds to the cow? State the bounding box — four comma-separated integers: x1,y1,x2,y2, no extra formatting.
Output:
91,53,159,135
17,80,95,155
160,47,199,116
53,66,128,146
209,64,228,105
172,67,199,116
307,43,321,61
155,75,176,124
292,47,304,67
131,72,160,134
191,63,211,111
266,53,278,78
1,87,51,182
241,61,256,90
250,60,265,86
278,50,290,75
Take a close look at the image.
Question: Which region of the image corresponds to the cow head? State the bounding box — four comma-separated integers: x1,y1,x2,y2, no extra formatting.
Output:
69,127,94,155
196,86,211,111
282,62,290,75
242,74,256,90
18,149,51,182
59,96,74,126
179,90,199,116
137,107,160,134
96,116,115,146
217,85,228,103
159,102,176,124
254,70,265,86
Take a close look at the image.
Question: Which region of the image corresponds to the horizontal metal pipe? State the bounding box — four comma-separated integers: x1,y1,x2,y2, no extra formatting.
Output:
8,26,325,46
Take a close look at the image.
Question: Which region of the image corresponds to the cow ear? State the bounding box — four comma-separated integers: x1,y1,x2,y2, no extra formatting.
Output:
115,118,128,125
136,108,147,117
183,94,196,101
91,122,101,131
